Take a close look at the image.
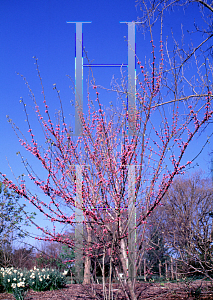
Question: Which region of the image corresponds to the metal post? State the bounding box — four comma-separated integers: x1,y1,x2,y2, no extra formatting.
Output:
127,22,136,136
128,165,136,281
120,22,139,135
66,21,91,135
75,23,83,136
75,165,83,282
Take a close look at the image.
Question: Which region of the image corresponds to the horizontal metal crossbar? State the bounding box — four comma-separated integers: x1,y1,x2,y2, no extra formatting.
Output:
83,64,128,67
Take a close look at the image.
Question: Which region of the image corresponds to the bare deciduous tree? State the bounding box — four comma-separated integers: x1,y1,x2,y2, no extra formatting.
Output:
160,172,213,279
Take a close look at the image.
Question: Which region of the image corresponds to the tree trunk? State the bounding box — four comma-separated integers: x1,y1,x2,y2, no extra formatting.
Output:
144,259,146,281
165,261,168,280
83,225,91,284
171,257,174,280
159,261,162,278
120,238,137,300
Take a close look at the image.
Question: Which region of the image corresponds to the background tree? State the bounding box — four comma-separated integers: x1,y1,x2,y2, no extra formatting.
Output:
58,231,75,274
35,240,64,270
159,172,213,279
12,246,35,270
34,231,75,272
136,0,213,60
144,225,169,278
0,182,35,267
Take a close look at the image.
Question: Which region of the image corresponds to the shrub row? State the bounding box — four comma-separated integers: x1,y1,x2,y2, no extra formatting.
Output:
0,266,67,300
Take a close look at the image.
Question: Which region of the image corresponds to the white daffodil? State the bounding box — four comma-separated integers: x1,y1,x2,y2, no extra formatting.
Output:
17,282,25,288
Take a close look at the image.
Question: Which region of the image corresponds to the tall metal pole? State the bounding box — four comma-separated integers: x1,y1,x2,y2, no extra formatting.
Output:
128,165,136,282
75,165,83,282
66,21,91,281
75,22,83,136
66,21,91,136
126,22,137,281
127,22,136,136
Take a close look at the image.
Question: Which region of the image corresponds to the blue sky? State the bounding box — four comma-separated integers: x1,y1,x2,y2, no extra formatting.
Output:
0,0,212,246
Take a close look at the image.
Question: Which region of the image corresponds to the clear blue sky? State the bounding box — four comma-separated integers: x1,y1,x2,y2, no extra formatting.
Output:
0,0,212,246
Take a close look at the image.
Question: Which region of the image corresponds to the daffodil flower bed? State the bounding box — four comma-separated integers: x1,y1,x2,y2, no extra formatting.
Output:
0,266,68,300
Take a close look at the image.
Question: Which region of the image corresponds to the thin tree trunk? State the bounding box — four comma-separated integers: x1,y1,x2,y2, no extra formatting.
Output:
83,225,91,284
102,249,106,300
120,238,137,300
175,261,178,281
94,260,97,283
144,259,146,281
171,257,174,280
159,261,162,278
165,261,168,280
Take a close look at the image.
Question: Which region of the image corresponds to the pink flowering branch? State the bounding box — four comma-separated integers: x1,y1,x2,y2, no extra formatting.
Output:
1,27,213,298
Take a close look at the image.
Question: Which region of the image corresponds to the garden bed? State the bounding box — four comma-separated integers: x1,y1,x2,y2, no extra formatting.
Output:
0,280,213,299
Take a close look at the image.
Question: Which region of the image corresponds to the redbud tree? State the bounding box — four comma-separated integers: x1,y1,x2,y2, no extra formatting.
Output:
1,15,213,300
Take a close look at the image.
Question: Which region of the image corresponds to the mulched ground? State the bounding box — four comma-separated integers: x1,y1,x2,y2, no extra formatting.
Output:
0,280,213,299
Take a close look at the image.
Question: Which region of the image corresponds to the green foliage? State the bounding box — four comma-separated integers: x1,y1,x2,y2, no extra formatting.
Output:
59,244,75,271
35,252,64,271
0,266,67,297
12,286,28,300
145,226,169,275
0,182,35,246
0,269,4,292
0,267,29,299
27,267,67,291
35,245,75,273
0,182,36,267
